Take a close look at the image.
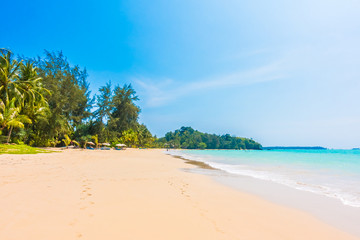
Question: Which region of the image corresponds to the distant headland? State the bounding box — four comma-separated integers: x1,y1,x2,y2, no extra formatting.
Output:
158,127,262,150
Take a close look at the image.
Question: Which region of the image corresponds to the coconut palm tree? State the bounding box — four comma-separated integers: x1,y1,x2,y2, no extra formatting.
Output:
0,98,32,143
0,49,50,144
18,61,50,133
17,60,50,108
120,129,138,147
62,134,79,148
0,49,22,106
62,134,71,148
136,124,153,147
0,49,49,108
92,134,99,148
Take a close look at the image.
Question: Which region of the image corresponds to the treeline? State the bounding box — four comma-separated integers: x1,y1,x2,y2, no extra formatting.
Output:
157,127,262,150
0,49,154,147
1,49,263,149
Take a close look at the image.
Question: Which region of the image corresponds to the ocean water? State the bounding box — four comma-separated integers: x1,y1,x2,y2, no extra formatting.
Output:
169,149,360,208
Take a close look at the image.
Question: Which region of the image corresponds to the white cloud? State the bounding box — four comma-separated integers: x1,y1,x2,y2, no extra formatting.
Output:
135,60,285,107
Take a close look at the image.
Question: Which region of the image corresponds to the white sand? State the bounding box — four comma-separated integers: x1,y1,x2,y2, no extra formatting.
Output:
0,149,358,240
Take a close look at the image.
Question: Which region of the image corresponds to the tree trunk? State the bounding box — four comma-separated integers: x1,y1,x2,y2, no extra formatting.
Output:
7,126,13,143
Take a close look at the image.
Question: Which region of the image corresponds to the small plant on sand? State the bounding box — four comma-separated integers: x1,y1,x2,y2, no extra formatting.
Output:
62,134,71,148
49,137,60,147
92,134,99,148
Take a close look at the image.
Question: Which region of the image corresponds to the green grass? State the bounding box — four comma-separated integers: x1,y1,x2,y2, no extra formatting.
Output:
0,144,53,154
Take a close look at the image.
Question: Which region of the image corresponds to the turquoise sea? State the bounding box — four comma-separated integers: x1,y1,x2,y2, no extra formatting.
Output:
169,149,360,207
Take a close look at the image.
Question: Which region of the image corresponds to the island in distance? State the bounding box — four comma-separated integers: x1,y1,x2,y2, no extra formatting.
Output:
262,146,327,150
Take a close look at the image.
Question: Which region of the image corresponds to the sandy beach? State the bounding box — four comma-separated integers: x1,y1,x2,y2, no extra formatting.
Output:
0,149,358,240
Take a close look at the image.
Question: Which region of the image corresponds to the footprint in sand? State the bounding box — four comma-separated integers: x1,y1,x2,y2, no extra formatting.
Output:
79,178,95,216
68,219,77,226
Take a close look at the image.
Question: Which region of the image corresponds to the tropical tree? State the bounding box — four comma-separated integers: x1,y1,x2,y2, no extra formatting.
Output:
32,50,92,145
94,81,112,123
49,137,60,147
198,142,207,149
17,61,51,145
62,134,79,148
0,49,22,106
18,60,49,107
62,134,71,147
109,84,140,134
120,129,138,147
80,135,92,148
0,49,19,103
92,134,99,148
0,49,52,144
0,98,32,143
136,124,154,147
92,83,141,144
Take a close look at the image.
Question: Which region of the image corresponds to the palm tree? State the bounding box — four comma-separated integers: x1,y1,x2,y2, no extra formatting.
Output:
0,49,22,106
136,124,153,147
62,134,80,148
17,60,50,108
62,134,71,148
92,134,99,148
1,49,49,108
0,98,32,143
18,61,50,133
120,129,138,147
0,49,50,144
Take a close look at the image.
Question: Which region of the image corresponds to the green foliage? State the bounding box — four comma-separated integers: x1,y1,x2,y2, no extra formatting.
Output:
30,50,92,145
0,98,32,130
0,49,47,143
78,135,92,148
0,49,22,105
0,144,52,154
62,134,71,147
91,134,99,148
89,81,147,146
94,81,112,123
109,84,140,134
0,49,262,150
119,129,138,147
49,137,60,147
158,127,262,150
72,140,80,147
136,124,154,147
198,142,207,149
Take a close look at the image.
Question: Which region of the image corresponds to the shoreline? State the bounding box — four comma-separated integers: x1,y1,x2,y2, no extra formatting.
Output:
0,149,358,239
170,151,360,238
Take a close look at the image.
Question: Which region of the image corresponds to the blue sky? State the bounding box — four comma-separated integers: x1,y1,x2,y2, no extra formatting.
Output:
2,0,360,148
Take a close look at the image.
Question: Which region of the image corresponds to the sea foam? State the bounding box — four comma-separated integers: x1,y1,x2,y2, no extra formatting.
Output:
168,149,360,208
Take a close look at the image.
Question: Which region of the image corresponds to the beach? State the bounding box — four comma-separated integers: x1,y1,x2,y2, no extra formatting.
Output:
0,149,358,240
